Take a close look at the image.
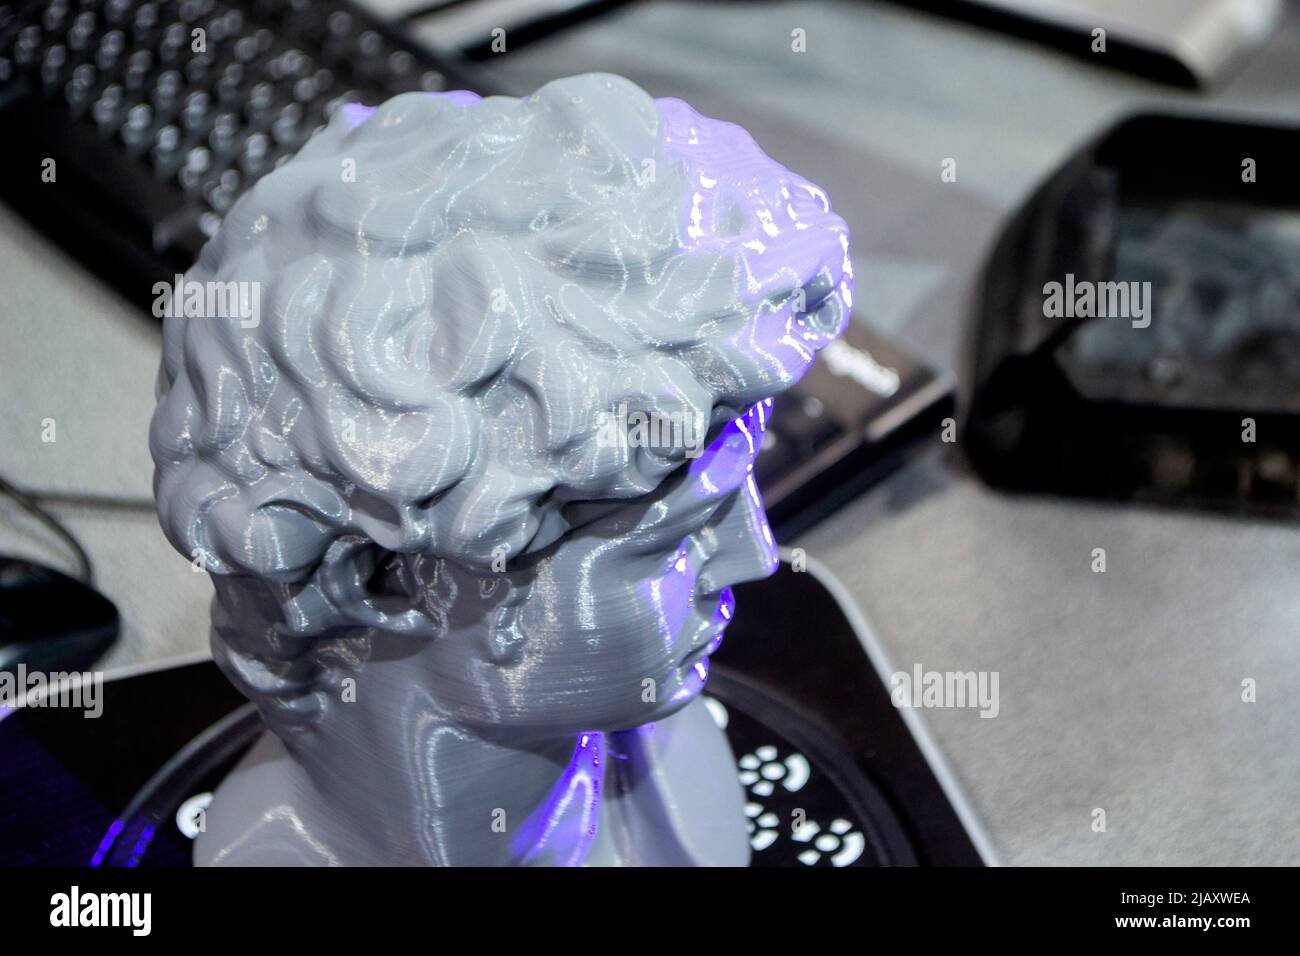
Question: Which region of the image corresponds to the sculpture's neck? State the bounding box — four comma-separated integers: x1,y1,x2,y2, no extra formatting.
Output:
289,718,596,866
196,694,748,866
206,574,748,865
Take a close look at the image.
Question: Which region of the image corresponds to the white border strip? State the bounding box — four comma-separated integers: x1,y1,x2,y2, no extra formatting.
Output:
784,547,1003,866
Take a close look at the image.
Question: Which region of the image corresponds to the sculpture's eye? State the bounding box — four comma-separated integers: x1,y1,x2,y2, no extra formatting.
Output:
415,484,455,511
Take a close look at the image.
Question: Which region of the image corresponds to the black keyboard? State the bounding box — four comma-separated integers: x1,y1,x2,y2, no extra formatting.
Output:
0,0,487,300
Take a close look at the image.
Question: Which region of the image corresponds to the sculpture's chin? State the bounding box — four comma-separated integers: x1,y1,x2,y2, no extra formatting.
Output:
672,656,712,705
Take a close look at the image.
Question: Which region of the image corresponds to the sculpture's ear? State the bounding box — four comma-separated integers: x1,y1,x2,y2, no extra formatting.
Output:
314,539,428,635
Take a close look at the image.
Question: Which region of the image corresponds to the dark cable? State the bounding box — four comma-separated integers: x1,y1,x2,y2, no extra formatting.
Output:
398,0,479,23
0,473,96,584
26,490,156,513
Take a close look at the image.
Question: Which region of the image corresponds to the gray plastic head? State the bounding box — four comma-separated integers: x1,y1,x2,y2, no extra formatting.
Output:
150,74,852,864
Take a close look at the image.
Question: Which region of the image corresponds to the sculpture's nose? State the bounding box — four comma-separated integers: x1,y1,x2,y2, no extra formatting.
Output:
696,475,778,596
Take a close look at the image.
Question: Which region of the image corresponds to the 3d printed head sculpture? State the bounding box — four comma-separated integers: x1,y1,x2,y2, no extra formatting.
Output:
150,74,852,866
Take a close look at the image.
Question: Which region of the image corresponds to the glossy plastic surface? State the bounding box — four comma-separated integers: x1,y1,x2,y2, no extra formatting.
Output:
149,74,852,865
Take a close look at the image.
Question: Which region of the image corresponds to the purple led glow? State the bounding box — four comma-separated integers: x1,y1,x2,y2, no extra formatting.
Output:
704,587,735,657
668,657,711,706
649,398,776,712
658,96,854,312
126,825,155,867
512,732,603,865
666,587,737,708
89,819,156,867
649,540,694,644
89,818,124,867
689,400,771,497
338,102,377,130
